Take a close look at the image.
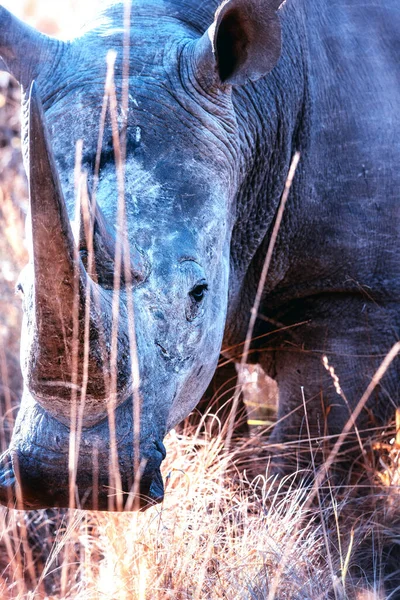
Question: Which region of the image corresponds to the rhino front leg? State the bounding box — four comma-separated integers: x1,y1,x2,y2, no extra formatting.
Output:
263,295,399,478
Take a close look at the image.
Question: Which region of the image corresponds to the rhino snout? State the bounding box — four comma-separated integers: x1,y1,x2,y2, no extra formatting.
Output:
0,398,167,511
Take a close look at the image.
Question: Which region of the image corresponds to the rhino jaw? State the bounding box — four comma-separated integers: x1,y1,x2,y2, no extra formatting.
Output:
0,390,167,511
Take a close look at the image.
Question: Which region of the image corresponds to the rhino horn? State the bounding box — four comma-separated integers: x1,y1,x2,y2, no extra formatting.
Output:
27,82,122,427
0,7,64,88
29,81,83,318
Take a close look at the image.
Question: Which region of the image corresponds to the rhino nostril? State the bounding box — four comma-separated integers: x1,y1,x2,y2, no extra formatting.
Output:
0,453,16,506
0,468,15,487
154,440,167,460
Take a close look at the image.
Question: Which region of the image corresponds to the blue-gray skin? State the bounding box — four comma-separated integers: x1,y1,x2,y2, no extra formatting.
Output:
0,0,399,510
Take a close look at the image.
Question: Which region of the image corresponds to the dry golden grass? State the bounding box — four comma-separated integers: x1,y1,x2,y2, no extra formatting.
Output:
0,421,398,599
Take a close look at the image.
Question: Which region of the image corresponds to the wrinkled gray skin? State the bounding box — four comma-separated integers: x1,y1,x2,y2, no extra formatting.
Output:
0,0,399,511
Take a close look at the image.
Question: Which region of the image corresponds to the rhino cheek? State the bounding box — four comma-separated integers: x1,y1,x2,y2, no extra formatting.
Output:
165,354,220,431
166,270,230,430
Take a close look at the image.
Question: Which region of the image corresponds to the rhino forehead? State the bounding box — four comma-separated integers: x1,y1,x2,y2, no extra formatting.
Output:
95,155,230,241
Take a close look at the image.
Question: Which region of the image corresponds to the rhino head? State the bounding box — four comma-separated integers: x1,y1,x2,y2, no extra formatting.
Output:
0,0,282,510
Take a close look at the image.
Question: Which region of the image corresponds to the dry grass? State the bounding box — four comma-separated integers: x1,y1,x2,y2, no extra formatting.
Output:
0,421,398,599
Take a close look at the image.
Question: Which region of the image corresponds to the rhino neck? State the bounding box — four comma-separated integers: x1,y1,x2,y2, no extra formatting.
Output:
224,0,311,352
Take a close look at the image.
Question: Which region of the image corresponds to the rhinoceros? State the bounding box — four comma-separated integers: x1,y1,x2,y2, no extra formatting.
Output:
0,0,399,511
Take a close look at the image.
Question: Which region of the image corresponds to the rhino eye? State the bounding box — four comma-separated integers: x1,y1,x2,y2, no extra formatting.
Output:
190,283,208,303
186,282,208,321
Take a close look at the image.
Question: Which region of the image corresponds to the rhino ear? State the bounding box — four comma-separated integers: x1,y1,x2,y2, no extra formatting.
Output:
197,0,283,86
0,6,62,88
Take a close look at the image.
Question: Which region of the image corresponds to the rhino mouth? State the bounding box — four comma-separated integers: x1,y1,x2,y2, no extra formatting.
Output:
0,449,165,511
0,394,167,511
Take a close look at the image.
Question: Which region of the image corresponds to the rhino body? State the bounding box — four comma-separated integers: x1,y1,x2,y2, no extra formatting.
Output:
0,0,399,510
